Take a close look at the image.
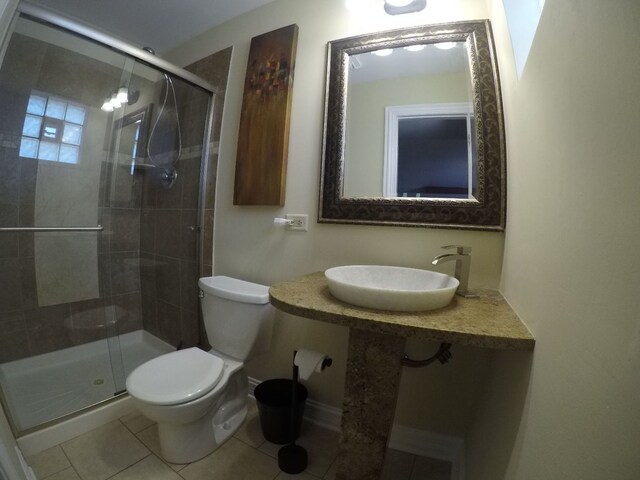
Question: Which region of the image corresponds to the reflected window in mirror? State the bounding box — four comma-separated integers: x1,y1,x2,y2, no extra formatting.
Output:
385,104,476,200
114,106,151,175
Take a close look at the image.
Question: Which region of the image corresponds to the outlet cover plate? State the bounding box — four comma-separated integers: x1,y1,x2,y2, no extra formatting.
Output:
285,214,308,231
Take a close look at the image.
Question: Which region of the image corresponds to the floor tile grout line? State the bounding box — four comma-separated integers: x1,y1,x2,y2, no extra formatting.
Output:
56,419,154,480
407,453,418,480
177,469,189,480
105,420,155,479
232,433,267,451
173,450,192,480
40,466,75,480
68,463,83,480
57,443,83,480
254,442,287,464
131,425,188,473
100,452,153,480
117,417,133,435
317,452,339,478
135,421,156,437
323,457,338,480
30,445,69,480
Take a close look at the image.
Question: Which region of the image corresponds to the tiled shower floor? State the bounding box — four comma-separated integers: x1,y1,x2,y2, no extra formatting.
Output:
26,400,453,480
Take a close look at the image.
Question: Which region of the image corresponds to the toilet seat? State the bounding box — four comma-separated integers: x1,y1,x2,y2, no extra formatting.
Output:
126,348,225,406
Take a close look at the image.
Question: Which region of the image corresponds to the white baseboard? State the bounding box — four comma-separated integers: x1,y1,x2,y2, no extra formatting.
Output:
248,377,465,480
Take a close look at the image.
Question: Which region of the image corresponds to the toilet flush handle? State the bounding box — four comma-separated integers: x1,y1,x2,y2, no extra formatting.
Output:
199,290,204,298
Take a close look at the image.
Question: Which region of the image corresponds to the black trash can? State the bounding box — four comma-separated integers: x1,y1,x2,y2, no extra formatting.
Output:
254,379,308,444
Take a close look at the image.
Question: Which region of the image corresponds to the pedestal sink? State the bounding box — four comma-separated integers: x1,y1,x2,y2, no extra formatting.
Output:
270,272,535,480
324,265,459,312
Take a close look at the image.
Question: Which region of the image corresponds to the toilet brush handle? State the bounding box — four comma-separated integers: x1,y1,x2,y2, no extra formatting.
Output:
290,351,299,446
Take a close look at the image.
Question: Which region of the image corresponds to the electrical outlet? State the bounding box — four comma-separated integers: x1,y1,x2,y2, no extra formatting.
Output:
285,214,308,231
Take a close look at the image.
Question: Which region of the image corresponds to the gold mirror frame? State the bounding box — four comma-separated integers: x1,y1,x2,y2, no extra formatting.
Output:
319,20,506,230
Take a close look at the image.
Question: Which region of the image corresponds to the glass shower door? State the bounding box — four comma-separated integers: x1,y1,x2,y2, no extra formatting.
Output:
0,14,134,432
0,10,212,435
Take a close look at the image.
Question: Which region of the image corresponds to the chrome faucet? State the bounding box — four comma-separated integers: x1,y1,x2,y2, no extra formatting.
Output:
432,245,474,297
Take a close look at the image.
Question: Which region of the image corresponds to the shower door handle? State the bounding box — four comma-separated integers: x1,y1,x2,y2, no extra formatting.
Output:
0,225,104,232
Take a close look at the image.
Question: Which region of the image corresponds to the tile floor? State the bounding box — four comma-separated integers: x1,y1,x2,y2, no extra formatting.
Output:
26,400,452,480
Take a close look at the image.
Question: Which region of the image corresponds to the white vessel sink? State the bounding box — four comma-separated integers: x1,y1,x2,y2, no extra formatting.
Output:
324,265,459,312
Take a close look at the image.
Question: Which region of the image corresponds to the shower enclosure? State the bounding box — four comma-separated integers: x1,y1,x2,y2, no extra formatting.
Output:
0,6,215,435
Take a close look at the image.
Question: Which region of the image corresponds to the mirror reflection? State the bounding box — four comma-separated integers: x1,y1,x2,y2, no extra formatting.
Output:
114,106,150,173
344,42,477,200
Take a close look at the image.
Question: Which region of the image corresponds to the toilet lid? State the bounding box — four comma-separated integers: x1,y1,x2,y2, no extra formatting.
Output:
126,348,225,406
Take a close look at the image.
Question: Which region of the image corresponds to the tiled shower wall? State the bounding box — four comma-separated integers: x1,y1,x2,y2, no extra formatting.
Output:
110,47,233,351
137,136,204,347
175,47,232,349
185,47,232,279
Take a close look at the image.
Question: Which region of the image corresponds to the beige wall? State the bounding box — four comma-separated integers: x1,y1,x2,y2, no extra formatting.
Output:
168,0,502,435
345,72,469,197
465,0,640,478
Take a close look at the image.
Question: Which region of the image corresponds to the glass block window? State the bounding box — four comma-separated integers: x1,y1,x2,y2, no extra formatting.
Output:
20,93,86,164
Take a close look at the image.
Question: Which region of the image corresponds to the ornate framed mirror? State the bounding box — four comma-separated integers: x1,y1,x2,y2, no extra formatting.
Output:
319,20,506,230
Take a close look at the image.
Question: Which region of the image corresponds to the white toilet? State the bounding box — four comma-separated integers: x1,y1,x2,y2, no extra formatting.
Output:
125,276,274,464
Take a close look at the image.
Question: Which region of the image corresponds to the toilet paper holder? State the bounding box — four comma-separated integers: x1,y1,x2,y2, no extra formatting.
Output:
293,348,332,381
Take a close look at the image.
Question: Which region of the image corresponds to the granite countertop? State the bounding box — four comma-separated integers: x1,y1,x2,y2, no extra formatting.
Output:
269,272,535,350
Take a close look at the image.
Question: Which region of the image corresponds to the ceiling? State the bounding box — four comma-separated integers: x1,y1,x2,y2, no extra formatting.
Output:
27,0,278,53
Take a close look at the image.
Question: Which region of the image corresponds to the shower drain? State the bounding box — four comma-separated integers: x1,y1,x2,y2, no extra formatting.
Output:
93,379,105,386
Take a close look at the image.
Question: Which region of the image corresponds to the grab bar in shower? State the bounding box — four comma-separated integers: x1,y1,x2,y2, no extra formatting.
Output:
0,225,103,232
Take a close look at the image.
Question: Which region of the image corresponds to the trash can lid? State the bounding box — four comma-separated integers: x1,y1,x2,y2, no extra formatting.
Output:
126,348,224,406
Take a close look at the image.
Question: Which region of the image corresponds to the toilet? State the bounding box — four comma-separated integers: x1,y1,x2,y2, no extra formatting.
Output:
125,276,274,464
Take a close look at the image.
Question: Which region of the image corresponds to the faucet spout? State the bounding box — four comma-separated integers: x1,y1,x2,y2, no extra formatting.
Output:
432,253,464,265
431,246,473,297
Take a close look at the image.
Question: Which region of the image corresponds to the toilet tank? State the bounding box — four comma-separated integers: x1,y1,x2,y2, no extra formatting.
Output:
198,276,274,361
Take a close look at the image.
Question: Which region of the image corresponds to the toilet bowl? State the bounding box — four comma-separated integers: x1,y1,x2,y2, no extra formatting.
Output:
125,276,274,464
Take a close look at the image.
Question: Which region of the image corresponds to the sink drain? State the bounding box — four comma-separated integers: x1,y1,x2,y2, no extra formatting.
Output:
93,379,105,385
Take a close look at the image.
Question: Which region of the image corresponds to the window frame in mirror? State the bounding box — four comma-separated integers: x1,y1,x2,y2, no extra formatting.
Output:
383,102,475,199
319,20,506,230
113,105,152,167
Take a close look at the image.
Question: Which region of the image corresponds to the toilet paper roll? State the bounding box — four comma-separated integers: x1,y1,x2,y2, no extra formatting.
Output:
294,348,330,381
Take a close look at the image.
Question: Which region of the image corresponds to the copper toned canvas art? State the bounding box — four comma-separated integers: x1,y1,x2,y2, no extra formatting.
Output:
234,24,299,205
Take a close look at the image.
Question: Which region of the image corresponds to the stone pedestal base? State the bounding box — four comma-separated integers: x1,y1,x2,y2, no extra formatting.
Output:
334,328,406,480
